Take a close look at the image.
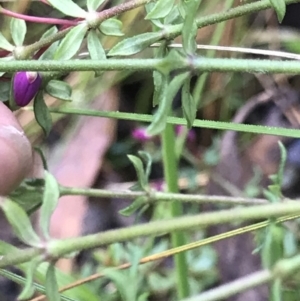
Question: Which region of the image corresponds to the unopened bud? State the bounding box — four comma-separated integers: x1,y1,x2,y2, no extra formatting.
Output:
13,71,42,107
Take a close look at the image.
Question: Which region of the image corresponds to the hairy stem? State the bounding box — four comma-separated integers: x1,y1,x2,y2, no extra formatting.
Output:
1,202,300,268
60,186,268,205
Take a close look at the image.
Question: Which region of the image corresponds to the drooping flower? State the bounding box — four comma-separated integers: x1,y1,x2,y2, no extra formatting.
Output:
13,71,42,107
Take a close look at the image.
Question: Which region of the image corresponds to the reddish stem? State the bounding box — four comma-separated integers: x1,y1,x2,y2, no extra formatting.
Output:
0,6,79,26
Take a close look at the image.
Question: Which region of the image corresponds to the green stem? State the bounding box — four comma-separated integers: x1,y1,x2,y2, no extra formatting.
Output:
182,253,300,301
1,201,300,268
4,57,300,73
161,124,189,298
168,0,300,39
43,107,300,138
182,270,272,301
60,186,268,205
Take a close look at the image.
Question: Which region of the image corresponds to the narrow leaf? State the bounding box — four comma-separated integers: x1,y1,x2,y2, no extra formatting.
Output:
54,23,87,60
0,32,14,51
277,141,287,187
10,18,26,46
146,0,175,20
181,0,201,54
269,0,286,23
119,196,146,216
40,171,60,239
34,91,52,136
87,30,106,60
45,264,61,301
0,198,41,247
100,18,124,36
182,79,197,128
87,0,105,11
147,72,189,135
41,26,58,39
18,256,43,300
127,155,148,191
45,80,72,101
47,0,87,18
138,151,152,180
9,181,44,214
108,32,162,56
39,27,59,60
153,42,167,106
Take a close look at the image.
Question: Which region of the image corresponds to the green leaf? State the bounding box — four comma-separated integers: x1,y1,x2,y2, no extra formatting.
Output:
269,0,286,23
0,31,14,51
39,171,60,239
181,0,201,54
47,0,87,18
87,30,106,60
138,151,152,179
10,18,26,46
147,72,189,135
45,264,61,301
39,27,59,60
18,256,43,300
277,141,287,187
262,224,284,268
87,0,105,11
119,196,146,216
103,269,136,301
182,79,197,128
45,80,72,101
153,42,167,106
54,23,88,60
127,155,148,191
108,32,162,56
0,198,41,247
34,91,52,136
99,18,124,36
145,0,175,19
41,26,58,39
0,80,10,100
9,180,44,214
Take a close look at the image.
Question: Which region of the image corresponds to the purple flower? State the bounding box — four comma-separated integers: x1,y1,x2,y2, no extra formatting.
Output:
175,125,196,143
132,127,152,142
13,71,42,107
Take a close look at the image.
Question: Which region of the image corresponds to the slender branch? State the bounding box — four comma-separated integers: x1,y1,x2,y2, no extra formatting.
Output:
27,106,300,139
183,270,272,301
0,6,78,25
167,0,300,39
182,253,300,301
0,201,298,269
60,186,268,205
1,202,300,267
151,43,300,61
96,0,154,23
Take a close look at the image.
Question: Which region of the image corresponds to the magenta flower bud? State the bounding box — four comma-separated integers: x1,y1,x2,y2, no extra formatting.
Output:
13,71,42,107
132,127,152,142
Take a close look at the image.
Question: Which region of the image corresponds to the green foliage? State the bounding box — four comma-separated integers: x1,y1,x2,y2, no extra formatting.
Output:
1,0,300,301
46,80,73,101
34,91,52,136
